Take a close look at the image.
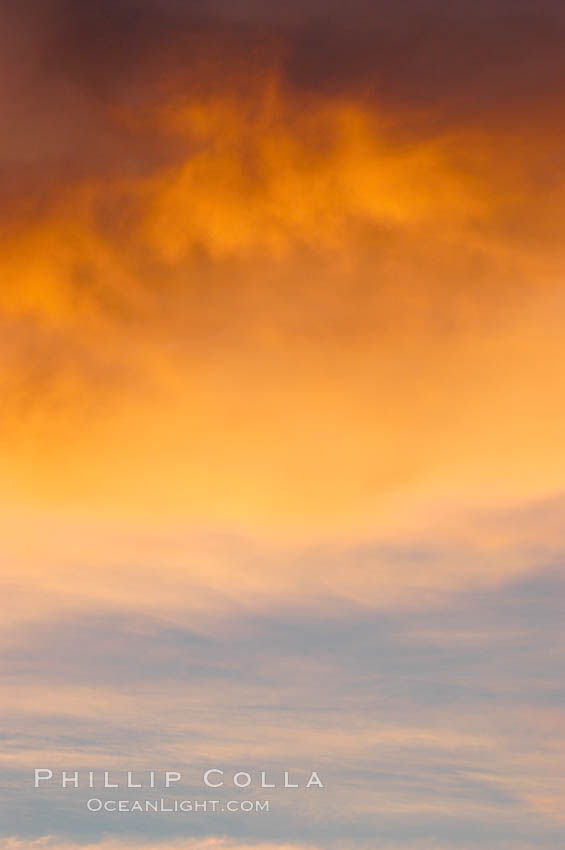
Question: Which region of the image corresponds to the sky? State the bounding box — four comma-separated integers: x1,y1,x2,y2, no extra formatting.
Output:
1,1,565,849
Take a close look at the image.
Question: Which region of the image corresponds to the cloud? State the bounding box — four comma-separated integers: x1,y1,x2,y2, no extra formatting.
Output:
2,492,565,640
0,840,322,850
2,8,565,542
2,96,565,533
1,6,564,849
0,840,545,850
1,574,563,848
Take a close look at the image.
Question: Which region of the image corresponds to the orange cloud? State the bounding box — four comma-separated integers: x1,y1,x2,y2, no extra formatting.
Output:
2,83,565,559
0,840,322,850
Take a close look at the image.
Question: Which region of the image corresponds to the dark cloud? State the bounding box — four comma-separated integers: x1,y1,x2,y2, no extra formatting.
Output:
1,0,564,199
32,0,565,105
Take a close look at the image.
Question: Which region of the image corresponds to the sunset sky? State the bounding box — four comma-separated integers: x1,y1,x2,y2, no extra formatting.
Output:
1,1,565,849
